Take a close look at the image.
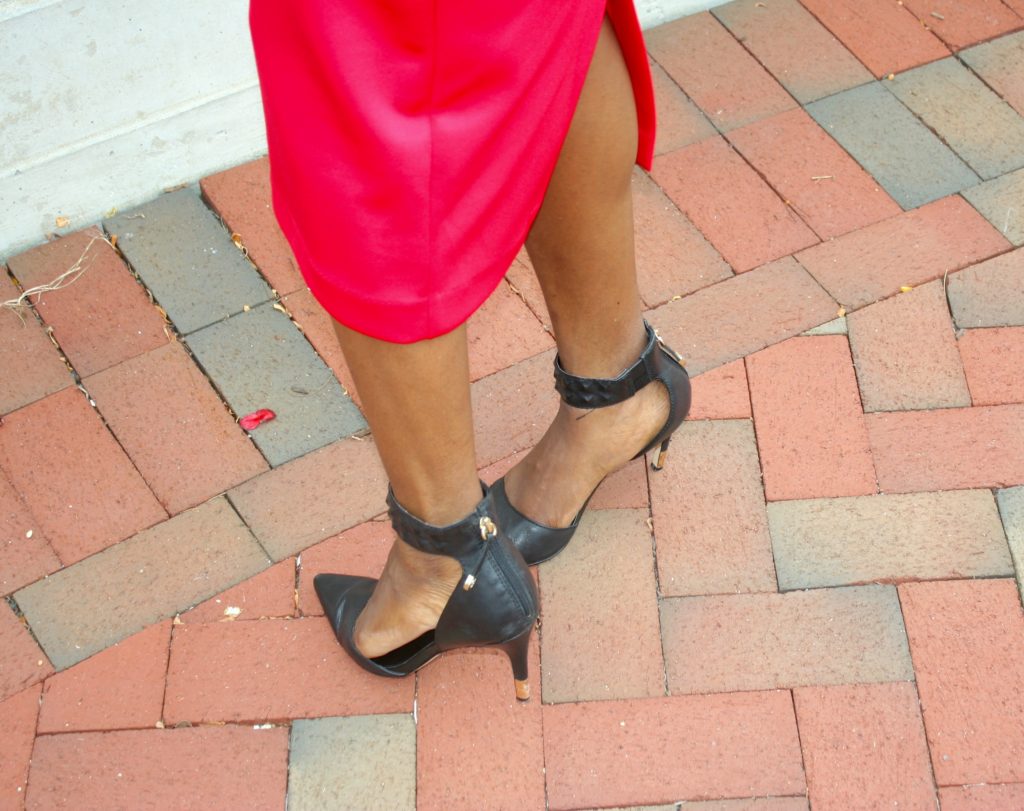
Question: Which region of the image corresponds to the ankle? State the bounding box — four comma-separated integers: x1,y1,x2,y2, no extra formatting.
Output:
551,318,648,379
389,477,483,526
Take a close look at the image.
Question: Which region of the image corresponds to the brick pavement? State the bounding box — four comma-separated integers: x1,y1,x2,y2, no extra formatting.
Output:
2,2,1024,808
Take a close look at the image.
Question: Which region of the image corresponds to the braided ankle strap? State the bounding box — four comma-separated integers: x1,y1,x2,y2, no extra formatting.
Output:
553,321,680,409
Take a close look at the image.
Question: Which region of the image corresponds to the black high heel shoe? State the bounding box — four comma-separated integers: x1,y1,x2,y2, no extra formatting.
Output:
492,320,691,566
313,482,540,700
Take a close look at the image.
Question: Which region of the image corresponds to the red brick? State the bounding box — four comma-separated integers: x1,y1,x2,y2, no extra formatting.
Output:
0,271,70,415
867,404,1024,492
646,256,839,376
465,279,554,381
939,784,1024,810
163,617,412,723
899,579,1024,784
633,169,733,308
7,228,168,377
417,642,544,811
661,586,912,694
688,360,751,420
727,108,902,240
794,682,937,810
179,558,296,623
796,195,1010,311
200,157,305,296
280,287,361,408
539,510,664,702
0,387,166,565
227,436,387,561
37,621,170,733
471,348,558,467
505,253,551,332
712,0,873,103
959,327,1024,405
26,725,288,811
0,602,53,702
651,419,776,597
847,280,971,411
798,0,950,77
646,13,797,132
543,692,805,809
650,59,717,156
899,0,1023,51
675,801,809,811
84,342,268,514
747,335,877,501
0,683,40,809
296,520,391,616
0,470,58,597
653,136,818,272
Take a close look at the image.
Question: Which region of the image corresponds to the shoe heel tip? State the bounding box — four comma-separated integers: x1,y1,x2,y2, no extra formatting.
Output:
514,680,531,701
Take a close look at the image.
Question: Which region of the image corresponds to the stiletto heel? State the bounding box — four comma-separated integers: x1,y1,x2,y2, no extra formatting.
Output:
314,482,539,700
652,436,671,471
493,320,691,565
497,627,533,701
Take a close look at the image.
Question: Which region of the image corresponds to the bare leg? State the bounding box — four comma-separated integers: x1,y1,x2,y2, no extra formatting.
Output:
331,321,480,658
505,17,669,526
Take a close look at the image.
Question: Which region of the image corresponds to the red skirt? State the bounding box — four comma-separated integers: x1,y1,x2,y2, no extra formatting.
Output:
249,0,655,343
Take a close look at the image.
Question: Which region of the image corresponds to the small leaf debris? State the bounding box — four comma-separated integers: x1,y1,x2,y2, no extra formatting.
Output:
239,408,276,430
900,285,914,293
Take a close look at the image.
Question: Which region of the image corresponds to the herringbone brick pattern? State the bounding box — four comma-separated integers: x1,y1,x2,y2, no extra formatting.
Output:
2,2,1023,808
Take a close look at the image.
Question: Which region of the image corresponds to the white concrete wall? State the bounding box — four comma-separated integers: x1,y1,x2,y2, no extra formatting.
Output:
0,0,724,260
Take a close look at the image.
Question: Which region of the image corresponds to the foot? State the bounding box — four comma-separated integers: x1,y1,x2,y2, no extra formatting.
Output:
352,538,463,659
503,377,670,528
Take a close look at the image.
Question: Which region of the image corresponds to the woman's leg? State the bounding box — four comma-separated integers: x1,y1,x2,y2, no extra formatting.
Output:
505,16,669,526
331,321,480,658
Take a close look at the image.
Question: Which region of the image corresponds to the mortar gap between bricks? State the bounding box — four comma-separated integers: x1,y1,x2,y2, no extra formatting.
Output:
100,218,278,469
720,131,823,243
893,586,949,796
195,187,366,409
878,77,984,184
158,616,177,728
223,494,276,566
292,554,302,617
788,688,812,801
5,594,53,672
644,458,672,697
735,368,785,588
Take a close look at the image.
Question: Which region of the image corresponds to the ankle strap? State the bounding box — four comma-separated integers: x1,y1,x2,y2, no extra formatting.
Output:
553,321,675,409
386,482,496,560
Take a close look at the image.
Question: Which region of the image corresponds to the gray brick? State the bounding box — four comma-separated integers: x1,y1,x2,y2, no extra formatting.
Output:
661,585,914,694
805,81,979,210
14,497,270,669
186,302,365,466
963,167,1024,247
888,57,1024,181
769,490,1013,591
105,188,272,334
712,0,872,104
996,486,1024,604
947,247,1024,328
960,30,1024,117
287,715,415,811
